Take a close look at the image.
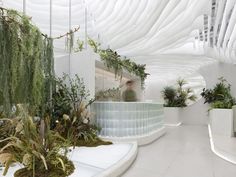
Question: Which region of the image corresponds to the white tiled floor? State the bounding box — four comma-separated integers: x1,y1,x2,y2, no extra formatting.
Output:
122,125,236,177
211,133,236,163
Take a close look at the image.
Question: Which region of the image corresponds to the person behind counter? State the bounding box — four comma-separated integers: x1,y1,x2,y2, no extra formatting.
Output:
122,80,137,102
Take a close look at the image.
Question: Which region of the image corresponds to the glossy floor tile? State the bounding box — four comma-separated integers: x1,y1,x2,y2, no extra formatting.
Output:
122,125,236,177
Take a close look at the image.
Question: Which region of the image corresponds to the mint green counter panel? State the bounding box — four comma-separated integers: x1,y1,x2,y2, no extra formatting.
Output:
91,102,164,137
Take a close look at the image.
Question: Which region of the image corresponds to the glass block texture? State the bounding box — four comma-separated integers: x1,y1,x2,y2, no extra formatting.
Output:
91,102,164,137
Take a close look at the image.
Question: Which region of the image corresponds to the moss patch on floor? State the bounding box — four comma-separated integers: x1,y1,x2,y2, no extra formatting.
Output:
76,138,112,147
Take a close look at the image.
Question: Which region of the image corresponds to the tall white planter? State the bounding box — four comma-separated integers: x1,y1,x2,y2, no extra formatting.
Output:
233,106,236,135
209,109,233,137
164,107,181,126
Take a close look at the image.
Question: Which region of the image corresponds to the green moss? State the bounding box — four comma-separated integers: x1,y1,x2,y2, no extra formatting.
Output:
76,138,112,147
14,156,75,177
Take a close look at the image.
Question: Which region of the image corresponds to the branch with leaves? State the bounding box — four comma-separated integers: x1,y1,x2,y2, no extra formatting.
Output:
0,7,80,40
87,38,149,88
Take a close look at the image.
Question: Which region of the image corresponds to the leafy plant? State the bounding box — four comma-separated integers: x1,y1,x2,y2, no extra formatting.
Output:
86,38,149,88
201,77,236,109
0,105,74,177
74,39,84,52
95,87,121,101
51,74,111,147
0,8,54,116
0,116,19,149
88,37,100,53
65,29,74,53
211,100,235,109
161,86,177,107
162,79,197,107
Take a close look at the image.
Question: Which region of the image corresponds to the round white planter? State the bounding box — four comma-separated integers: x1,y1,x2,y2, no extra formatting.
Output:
209,109,233,137
2,143,138,177
163,107,182,126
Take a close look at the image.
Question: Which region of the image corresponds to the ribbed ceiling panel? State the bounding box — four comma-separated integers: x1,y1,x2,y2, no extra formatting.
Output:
1,0,236,83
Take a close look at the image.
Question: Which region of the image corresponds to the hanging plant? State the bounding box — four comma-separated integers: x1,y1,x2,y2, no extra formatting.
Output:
88,37,100,53
0,8,54,116
87,38,149,88
61,27,80,53
74,38,84,52
65,29,74,53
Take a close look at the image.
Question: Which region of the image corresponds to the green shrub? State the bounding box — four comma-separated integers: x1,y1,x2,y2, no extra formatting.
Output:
51,74,111,147
162,79,197,107
201,77,236,109
211,100,234,109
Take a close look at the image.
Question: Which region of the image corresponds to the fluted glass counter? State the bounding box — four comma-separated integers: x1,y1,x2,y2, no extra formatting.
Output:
91,102,164,138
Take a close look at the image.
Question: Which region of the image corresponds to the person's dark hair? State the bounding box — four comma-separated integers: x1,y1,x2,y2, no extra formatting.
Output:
126,80,134,85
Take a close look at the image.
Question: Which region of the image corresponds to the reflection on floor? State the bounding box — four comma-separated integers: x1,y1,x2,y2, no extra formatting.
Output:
209,126,236,164
122,125,236,177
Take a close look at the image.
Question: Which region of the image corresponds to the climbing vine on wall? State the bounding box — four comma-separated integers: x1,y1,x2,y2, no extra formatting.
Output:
88,38,149,88
0,8,54,115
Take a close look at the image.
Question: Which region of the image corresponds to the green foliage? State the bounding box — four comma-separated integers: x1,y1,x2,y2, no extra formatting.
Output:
65,29,74,53
211,100,235,109
162,79,197,107
51,74,93,126
87,38,149,88
201,77,236,109
161,86,177,107
51,74,111,147
14,155,74,177
0,105,74,177
0,116,20,148
74,39,84,52
88,37,100,53
0,8,54,116
95,87,121,101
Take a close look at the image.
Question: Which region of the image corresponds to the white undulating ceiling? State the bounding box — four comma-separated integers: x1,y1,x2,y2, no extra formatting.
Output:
1,0,236,83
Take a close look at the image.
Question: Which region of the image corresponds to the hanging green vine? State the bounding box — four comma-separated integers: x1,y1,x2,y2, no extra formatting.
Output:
0,8,54,116
87,38,149,88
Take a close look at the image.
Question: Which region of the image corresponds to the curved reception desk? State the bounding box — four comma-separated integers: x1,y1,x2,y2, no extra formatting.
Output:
91,102,166,145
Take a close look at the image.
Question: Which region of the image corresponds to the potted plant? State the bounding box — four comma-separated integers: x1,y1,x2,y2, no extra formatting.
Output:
0,105,75,177
162,79,197,126
201,77,236,137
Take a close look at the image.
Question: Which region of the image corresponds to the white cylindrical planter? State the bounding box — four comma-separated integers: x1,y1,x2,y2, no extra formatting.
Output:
209,109,233,137
164,107,181,126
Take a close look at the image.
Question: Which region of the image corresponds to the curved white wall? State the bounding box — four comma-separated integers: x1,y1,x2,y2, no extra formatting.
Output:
143,55,215,102
178,61,236,125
